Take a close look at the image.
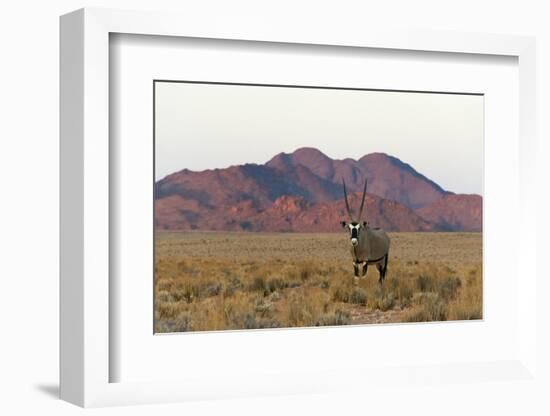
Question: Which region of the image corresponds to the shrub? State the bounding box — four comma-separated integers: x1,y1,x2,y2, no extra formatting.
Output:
224,277,243,297
227,312,280,329
288,301,311,327
397,285,414,308
157,280,173,292
416,275,436,292
178,282,201,302
331,284,367,306
269,291,282,302
299,264,313,282
254,298,274,317
157,302,179,320
378,292,396,311
168,311,193,332
349,287,368,306
438,277,462,301
449,304,482,320
316,309,352,326
286,280,302,288
233,312,257,329
202,282,223,298
157,290,173,303
370,286,395,311
331,283,351,303
287,292,322,327
266,277,288,293
256,317,281,329
406,292,448,322
249,276,266,292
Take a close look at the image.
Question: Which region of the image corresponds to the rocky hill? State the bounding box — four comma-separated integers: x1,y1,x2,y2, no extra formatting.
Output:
155,148,482,232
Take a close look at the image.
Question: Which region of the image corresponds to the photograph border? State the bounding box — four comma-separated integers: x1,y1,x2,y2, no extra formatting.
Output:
60,7,537,407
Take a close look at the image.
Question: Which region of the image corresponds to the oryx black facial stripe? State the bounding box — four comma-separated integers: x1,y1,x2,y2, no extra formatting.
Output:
348,223,360,239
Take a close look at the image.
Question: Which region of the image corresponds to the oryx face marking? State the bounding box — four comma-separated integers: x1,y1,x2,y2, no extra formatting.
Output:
348,222,361,246
340,221,367,247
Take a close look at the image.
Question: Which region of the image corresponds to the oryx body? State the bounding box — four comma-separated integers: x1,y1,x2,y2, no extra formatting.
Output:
341,180,390,283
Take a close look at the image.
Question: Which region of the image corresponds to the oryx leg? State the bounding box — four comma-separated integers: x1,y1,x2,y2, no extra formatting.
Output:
377,254,389,284
353,262,361,285
362,262,368,277
376,262,384,284
353,262,360,277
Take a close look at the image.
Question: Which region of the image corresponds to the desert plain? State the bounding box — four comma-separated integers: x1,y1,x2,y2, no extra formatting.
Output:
154,231,482,333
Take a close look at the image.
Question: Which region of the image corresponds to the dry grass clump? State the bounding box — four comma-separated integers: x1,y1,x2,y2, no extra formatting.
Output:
287,290,322,327
405,292,448,322
154,232,482,332
331,284,368,306
370,286,396,312
225,294,280,329
402,267,481,322
316,309,352,326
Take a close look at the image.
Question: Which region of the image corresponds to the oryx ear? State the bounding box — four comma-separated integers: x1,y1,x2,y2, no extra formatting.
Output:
363,221,367,226
340,221,347,228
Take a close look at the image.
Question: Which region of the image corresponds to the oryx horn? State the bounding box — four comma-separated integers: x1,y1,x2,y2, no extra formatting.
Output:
342,179,353,220
357,180,367,221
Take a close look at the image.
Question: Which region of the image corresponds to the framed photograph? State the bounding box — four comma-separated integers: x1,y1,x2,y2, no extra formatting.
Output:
60,8,538,408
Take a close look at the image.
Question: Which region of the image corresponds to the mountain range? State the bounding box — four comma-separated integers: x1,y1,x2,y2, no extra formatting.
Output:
155,148,482,232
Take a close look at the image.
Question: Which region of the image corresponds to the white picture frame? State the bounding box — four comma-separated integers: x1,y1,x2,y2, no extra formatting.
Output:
60,8,538,408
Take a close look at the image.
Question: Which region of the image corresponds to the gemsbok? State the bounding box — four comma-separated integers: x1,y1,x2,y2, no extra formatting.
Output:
340,179,390,283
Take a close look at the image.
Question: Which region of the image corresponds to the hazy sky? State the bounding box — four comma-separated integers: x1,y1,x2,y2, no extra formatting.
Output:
155,82,483,195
